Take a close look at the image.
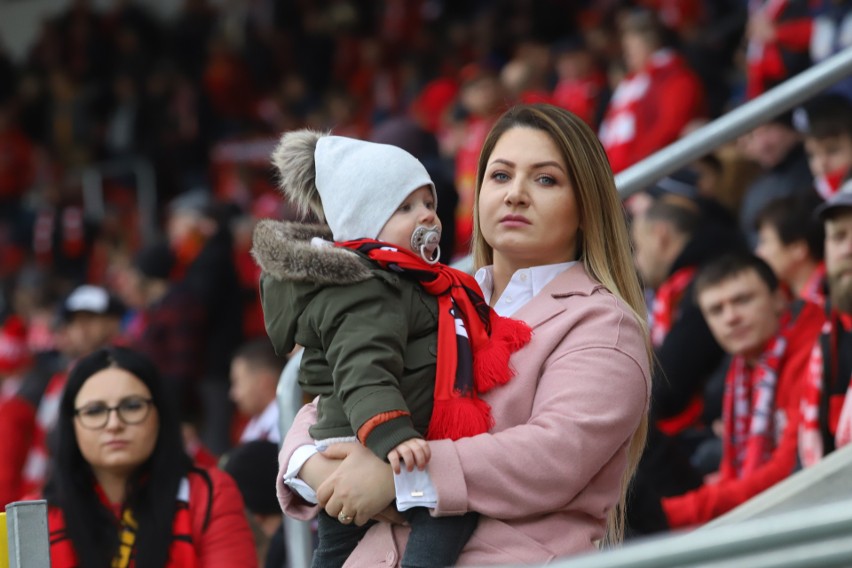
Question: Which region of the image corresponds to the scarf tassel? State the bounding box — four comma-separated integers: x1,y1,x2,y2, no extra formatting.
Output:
427,396,494,441
474,315,533,393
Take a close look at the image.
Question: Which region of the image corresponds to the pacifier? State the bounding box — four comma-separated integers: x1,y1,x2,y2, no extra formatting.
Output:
410,225,441,264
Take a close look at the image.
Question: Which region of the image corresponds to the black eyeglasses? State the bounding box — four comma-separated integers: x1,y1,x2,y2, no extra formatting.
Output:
74,397,154,430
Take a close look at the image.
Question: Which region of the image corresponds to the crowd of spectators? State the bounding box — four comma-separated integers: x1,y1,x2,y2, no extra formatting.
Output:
1,0,852,564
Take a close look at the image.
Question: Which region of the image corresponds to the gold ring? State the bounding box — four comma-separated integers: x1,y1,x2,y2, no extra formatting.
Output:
338,512,353,523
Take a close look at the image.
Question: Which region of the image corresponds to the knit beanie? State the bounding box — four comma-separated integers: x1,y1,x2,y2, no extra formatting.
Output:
271,131,435,242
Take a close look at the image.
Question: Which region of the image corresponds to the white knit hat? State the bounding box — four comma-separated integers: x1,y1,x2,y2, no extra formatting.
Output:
314,136,435,241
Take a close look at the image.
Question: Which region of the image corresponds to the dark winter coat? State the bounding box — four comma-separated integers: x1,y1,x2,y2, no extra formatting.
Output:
252,220,438,459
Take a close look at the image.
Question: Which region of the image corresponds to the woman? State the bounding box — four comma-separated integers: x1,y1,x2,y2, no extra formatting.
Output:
274,103,651,564
43,346,256,567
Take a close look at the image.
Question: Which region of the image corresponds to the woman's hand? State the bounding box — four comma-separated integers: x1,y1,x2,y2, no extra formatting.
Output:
317,442,397,526
299,445,352,492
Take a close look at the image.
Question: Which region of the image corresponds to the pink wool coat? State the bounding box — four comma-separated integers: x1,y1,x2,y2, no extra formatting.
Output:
277,264,651,566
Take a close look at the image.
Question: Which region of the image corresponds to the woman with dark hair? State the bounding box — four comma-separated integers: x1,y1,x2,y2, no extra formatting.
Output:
44,346,256,568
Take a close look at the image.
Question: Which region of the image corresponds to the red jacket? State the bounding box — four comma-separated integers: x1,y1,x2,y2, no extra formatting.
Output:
746,0,812,99
48,467,256,567
662,301,824,527
0,396,36,507
599,49,704,173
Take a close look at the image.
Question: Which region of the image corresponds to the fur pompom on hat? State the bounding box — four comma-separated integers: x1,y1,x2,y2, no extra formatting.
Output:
271,130,435,242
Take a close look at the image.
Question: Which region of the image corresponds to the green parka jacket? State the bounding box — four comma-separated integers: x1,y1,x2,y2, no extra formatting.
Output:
251,220,438,459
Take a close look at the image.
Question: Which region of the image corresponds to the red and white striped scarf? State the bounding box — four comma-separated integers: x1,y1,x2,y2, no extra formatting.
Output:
799,313,852,467
722,333,787,478
650,266,697,347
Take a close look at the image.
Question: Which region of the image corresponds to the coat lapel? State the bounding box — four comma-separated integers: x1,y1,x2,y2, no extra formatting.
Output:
512,264,603,329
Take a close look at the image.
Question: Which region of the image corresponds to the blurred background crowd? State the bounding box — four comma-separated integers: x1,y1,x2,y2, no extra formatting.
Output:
1,0,851,564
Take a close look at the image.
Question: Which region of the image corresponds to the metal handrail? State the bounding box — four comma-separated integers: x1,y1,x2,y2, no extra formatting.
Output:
449,47,852,273
615,46,852,198
552,498,852,568
706,439,852,527
550,444,852,567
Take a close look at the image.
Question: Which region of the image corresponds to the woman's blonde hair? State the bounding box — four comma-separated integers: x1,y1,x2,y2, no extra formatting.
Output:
471,103,650,545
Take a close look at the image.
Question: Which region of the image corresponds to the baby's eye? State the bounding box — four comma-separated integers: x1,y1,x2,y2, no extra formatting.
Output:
397,203,412,213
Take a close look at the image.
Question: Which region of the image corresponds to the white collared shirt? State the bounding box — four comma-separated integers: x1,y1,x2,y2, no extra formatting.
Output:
475,261,577,317
240,400,281,444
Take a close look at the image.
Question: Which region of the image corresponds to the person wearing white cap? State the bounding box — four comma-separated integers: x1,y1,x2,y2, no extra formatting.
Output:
800,177,852,467
252,131,531,568
0,285,125,508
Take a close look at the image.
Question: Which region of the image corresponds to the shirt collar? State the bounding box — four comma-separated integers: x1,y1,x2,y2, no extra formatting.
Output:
475,261,577,306
241,400,281,443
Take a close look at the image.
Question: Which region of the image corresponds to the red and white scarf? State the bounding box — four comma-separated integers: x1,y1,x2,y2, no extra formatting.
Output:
650,266,697,348
50,479,197,568
336,240,532,441
722,333,787,478
599,49,678,172
799,312,852,467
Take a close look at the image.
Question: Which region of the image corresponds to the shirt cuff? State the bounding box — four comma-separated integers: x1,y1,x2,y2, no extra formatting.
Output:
283,444,320,504
394,466,438,511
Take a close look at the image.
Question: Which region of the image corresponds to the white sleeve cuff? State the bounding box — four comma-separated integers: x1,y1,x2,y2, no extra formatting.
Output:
394,466,438,511
283,444,320,504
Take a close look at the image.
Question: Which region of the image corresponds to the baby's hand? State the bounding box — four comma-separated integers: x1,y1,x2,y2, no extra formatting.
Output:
387,438,431,474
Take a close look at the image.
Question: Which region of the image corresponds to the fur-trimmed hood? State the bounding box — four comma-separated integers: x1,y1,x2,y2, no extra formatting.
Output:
251,220,374,285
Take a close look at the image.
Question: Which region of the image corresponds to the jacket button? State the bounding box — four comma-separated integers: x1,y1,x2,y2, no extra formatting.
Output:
428,343,437,356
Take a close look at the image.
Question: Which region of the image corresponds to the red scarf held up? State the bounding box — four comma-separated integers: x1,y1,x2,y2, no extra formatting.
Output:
721,330,787,479
337,240,532,441
650,266,697,348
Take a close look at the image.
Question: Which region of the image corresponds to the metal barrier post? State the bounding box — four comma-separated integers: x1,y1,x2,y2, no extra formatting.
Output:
276,350,313,568
5,501,49,568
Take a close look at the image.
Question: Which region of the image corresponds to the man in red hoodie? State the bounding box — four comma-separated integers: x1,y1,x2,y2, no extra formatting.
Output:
661,252,823,528
598,8,705,173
